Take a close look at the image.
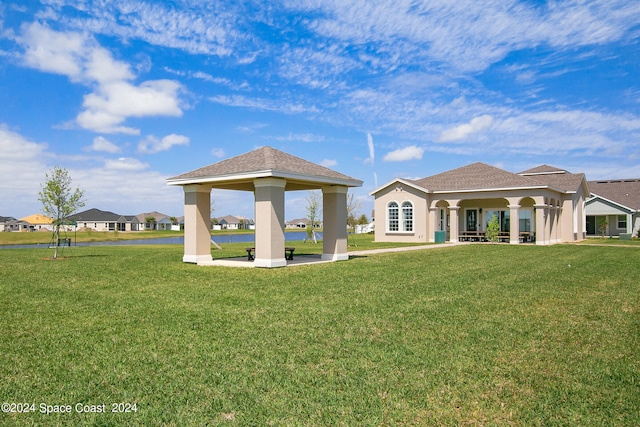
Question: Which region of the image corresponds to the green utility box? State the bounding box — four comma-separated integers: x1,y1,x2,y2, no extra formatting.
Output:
620,233,632,240
434,230,446,244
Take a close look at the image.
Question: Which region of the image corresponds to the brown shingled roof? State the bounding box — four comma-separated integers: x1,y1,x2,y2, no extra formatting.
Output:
412,162,536,191
524,172,587,192
588,179,640,210
518,164,568,175
168,146,360,184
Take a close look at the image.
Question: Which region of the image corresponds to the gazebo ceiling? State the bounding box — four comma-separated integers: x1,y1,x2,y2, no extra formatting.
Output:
167,146,363,191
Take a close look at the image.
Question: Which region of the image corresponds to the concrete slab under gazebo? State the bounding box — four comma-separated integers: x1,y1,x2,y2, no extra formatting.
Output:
166,146,363,267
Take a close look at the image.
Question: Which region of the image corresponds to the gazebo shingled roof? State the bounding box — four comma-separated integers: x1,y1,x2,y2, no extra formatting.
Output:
168,146,362,191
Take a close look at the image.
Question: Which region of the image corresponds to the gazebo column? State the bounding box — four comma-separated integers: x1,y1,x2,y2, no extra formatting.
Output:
509,204,520,244
254,178,287,268
183,185,212,264
322,186,349,261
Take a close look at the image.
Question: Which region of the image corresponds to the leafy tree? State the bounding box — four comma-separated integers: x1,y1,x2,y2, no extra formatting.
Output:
598,217,608,238
304,191,322,243
145,216,156,230
38,166,86,259
346,192,362,233
485,214,500,243
357,214,369,225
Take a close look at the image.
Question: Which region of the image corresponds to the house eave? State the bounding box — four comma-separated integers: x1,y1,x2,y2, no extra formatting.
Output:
369,178,428,196
430,185,562,195
586,194,636,214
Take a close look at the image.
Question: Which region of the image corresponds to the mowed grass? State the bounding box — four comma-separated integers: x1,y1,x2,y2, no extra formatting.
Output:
0,244,638,426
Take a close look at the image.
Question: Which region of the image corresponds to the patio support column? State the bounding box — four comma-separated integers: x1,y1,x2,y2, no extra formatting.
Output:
322,185,349,261
449,206,460,243
254,178,287,268
509,204,520,244
428,206,438,243
550,206,557,244
183,184,212,264
535,204,548,245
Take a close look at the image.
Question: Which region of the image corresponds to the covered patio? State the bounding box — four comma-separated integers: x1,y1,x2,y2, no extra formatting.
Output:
167,146,363,267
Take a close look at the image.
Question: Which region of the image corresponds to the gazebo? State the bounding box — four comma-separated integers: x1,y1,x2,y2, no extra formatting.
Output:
167,146,363,267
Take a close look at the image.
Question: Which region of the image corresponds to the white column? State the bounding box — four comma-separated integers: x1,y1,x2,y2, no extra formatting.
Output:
509,204,520,244
428,207,438,243
254,178,287,268
322,186,349,261
535,204,547,245
183,185,212,264
449,206,459,243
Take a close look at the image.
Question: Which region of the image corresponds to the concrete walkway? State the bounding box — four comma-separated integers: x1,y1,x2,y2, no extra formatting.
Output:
199,242,463,268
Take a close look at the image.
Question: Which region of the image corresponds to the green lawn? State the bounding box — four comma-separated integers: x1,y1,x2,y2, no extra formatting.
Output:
0,243,638,426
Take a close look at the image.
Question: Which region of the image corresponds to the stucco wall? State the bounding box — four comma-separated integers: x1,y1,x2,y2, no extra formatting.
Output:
374,183,429,243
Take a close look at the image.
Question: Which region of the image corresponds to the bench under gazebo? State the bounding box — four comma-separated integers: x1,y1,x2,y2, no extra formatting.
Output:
167,146,363,267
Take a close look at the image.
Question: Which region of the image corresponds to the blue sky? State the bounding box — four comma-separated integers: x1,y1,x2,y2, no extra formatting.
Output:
1,0,640,221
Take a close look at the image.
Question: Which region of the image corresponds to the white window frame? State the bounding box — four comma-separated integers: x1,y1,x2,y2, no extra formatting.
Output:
387,201,399,232
387,200,414,233
401,201,413,232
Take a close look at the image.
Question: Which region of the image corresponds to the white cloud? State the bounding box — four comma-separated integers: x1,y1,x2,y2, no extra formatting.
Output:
77,80,184,134
85,136,121,153
272,133,325,143
440,115,494,142
383,145,425,162
17,22,185,134
72,162,183,217
320,159,337,168
208,94,318,115
364,132,375,165
137,134,189,154
52,1,236,57
291,0,640,73
211,148,226,158
20,22,85,80
0,125,49,214
104,157,149,171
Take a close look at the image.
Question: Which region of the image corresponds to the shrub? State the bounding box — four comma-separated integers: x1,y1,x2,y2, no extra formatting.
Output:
486,214,500,243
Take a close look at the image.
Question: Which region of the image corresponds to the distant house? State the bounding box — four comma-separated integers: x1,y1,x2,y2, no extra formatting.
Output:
0,216,15,232
1,217,31,232
120,215,142,231
586,179,640,237
216,215,255,230
285,218,323,229
67,208,124,231
135,211,170,231
286,218,312,229
20,214,54,231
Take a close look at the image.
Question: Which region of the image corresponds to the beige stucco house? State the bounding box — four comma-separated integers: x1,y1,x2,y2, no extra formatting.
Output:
372,163,589,245
167,146,363,267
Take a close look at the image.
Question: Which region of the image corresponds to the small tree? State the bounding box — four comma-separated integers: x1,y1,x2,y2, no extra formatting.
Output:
145,216,156,230
346,192,362,234
598,217,608,238
38,166,86,259
304,191,322,243
485,214,500,243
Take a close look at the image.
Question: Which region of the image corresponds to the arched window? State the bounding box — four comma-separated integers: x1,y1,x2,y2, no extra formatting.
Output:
387,201,399,231
402,201,413,232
